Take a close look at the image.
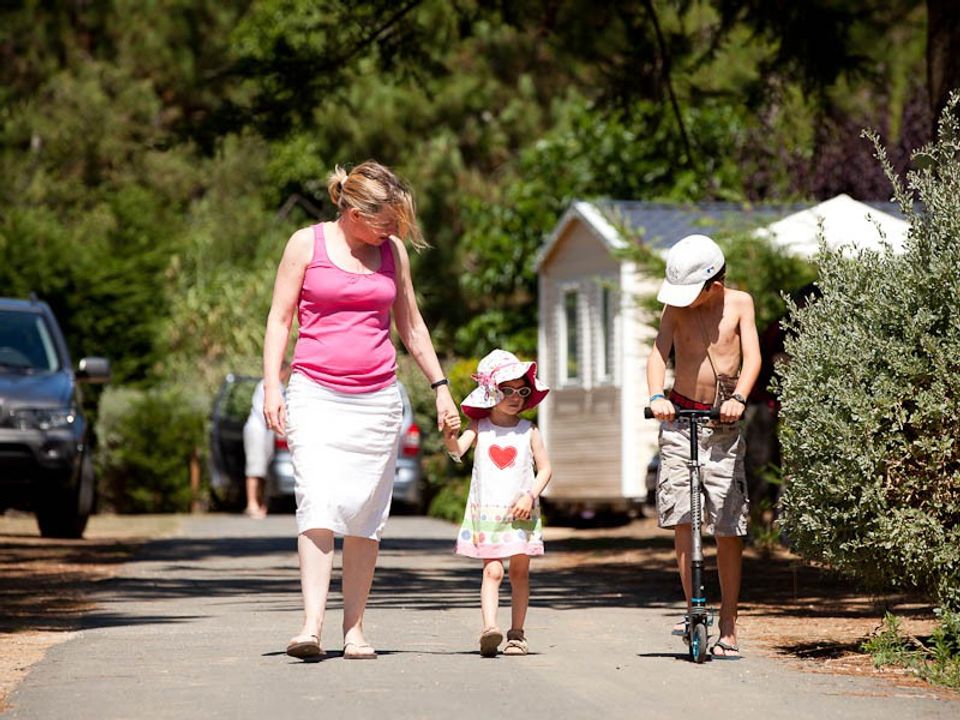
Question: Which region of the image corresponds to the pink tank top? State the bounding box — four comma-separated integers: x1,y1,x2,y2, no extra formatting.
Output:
291,223,398,393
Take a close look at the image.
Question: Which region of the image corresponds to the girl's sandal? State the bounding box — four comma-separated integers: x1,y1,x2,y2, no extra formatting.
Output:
479,627,503,657
502,629,528,656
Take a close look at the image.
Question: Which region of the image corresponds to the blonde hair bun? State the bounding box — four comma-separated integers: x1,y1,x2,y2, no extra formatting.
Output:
326,161,426,250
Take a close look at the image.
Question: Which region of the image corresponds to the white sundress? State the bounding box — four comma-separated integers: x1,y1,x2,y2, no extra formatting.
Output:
455,417,544,559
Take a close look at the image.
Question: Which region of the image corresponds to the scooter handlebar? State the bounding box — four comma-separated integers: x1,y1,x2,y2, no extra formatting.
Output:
644,404,721,420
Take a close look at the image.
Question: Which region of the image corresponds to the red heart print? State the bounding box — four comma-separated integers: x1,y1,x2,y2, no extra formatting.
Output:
488,444,517,470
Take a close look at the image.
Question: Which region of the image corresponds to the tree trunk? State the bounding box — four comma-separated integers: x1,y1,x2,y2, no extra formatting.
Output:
927,0,960,124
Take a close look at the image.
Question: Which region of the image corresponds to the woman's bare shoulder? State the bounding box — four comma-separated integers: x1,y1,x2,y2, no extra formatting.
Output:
283,225,317,264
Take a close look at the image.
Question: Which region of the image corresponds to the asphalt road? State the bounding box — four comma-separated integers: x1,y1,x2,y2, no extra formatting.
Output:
3,514,956,719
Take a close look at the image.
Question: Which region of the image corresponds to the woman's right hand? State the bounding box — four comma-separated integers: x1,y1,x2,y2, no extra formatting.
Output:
263,383,286,436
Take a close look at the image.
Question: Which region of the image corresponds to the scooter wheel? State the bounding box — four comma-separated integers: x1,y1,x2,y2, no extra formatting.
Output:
690,622,708,664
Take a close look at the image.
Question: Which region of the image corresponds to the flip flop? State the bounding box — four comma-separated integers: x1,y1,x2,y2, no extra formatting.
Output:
710,640,742,659
286,633,324,659
479,627,503,657
670,620,688,637
343,641,377,660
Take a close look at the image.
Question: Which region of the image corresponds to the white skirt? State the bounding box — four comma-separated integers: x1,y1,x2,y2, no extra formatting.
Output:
285,372,402,540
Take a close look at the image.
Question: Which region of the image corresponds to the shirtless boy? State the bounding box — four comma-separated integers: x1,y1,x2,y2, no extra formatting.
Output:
646,234,761,658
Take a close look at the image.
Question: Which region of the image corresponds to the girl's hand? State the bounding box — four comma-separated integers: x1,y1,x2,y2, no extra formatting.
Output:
263,384,286,436
510,493,534,521
443,413,461,437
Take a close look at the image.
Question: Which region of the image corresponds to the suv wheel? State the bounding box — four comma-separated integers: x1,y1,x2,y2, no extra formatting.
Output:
36,454,94,539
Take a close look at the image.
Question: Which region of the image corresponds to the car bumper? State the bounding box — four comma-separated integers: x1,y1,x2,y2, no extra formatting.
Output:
267,452,422,506
0,429,81,504
392,461,421,505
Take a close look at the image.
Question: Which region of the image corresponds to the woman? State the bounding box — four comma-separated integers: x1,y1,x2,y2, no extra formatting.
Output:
262,161,457,660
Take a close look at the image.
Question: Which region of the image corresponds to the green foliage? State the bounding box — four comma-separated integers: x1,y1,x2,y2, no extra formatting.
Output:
777,95,960,610
862,612,912,666
862,610,960,690
96,386,207,513
427,475,470,524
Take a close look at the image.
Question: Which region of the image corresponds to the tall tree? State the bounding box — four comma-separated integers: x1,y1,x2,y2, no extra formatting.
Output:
927,0,960,123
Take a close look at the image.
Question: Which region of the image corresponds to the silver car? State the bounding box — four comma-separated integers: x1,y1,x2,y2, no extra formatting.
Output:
209,375,425,513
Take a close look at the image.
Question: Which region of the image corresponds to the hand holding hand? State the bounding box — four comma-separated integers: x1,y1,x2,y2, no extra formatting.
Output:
442,413,461,439
435,385,458,432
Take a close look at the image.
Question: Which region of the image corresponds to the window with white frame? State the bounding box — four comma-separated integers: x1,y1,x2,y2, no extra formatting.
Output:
560,289,580,383
598,284,616,382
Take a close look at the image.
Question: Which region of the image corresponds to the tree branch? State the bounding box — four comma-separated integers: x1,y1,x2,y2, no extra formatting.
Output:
642,0,694,167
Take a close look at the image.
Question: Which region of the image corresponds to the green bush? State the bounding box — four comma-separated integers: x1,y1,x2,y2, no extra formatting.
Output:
96,385,207,513
862,610,960,690
777,94,960,610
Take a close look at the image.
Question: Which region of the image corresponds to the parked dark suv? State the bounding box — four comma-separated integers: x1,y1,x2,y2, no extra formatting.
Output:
0,297,110,538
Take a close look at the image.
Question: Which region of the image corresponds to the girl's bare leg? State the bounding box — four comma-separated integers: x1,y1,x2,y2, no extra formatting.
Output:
508,554,530,631
481,559,505,629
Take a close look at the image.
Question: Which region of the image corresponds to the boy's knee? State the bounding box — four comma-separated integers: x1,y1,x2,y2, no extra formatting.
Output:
483,562,505,582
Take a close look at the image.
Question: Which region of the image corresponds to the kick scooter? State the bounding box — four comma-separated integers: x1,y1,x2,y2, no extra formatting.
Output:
645,403,720,664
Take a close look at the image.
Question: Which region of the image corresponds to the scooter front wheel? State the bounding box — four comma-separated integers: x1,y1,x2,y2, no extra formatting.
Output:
689,622,708,664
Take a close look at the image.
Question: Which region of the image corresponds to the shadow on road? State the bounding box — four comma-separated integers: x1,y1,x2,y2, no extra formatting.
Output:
1,523,930,636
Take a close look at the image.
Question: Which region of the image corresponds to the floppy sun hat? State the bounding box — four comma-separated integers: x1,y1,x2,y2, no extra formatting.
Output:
656,234,726,308
461,349,549,419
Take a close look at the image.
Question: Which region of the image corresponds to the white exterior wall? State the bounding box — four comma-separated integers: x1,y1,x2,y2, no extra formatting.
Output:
538,221,622,498
620,262,662,497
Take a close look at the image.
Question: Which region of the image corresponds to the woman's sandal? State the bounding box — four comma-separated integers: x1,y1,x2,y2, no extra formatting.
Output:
479,627,503,658
286,633,325,660
502,629,528,656
343,641,377,660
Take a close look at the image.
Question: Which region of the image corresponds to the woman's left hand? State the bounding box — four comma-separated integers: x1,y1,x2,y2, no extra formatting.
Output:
435,385,458,432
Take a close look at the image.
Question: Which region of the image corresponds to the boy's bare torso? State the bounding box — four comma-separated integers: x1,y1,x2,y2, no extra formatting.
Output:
664,288,748,404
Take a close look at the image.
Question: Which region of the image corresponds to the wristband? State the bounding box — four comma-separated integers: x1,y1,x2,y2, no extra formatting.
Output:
649,393,666,402
430,378,449,390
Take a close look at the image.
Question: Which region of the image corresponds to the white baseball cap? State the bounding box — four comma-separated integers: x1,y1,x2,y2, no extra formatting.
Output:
656,234,726,307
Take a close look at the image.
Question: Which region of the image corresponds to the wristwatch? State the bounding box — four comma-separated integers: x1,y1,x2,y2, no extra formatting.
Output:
731,393,747,406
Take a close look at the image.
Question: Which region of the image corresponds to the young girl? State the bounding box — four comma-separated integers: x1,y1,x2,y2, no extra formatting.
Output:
443,349,552,658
